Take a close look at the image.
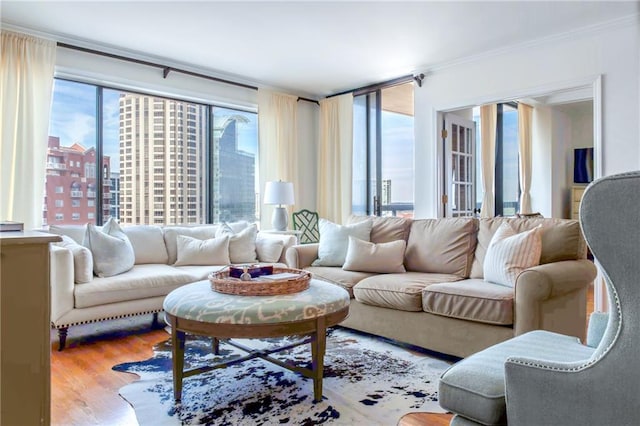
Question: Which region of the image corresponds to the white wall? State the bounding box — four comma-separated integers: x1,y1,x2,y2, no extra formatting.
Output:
530,106,553,217
414,17,640,218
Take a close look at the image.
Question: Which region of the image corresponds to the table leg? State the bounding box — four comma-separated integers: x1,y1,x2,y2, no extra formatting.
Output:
212,337,220,355
171,318,186,402
310,316,327,402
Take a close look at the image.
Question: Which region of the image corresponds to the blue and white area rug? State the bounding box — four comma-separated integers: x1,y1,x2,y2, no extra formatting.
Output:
113,328,451,425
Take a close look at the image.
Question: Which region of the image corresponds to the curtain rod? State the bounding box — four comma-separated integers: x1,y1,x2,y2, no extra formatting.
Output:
57,42,319,105
327,73,424,99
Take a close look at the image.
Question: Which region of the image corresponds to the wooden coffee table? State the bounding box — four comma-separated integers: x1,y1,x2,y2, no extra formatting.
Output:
163,278,350,402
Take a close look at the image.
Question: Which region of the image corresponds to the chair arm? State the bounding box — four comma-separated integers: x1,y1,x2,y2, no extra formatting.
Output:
504,356,604,426
514,260,597,336
285,243,319,269
50,245,75,325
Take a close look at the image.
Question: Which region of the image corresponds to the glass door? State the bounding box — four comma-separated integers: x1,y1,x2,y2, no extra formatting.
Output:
443,113,476,217
352,82,415,218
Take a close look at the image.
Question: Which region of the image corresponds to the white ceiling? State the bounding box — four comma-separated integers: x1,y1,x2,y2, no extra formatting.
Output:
2,1,638,98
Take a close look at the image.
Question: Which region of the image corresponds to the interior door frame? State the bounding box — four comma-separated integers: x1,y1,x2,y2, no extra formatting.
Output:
433,74,602,218
433,74,604,309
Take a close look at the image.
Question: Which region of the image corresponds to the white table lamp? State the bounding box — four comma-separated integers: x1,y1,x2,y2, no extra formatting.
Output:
264,181,294,231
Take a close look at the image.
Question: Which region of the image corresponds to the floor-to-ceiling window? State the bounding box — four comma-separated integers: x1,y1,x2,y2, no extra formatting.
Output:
352,81,415,218
472,102,519,217
45,79,258,226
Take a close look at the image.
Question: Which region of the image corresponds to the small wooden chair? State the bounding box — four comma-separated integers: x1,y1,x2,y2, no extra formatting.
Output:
292,209,320,244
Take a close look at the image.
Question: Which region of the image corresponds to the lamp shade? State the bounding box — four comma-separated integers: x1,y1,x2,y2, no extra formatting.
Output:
263,181,294,205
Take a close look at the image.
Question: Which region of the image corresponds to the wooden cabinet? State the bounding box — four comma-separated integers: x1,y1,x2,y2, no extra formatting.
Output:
571,185,587,220
0,231,61,426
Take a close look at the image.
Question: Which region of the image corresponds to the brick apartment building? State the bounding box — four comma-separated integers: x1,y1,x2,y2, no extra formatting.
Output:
43,136,111,226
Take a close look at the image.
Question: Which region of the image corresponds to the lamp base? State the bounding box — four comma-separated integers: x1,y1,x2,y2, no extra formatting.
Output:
271,207,288,231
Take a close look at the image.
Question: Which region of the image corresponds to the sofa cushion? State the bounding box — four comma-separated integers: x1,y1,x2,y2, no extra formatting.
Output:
312,218,373,267
74,264,196,308
49,224,90,245
348,215,412,243
83,218,135,278
353,272,462,311
439,330,594,426
216,222,258,264
55,235,93,284
343,236,406,273
404,218,477,277
174,235,230,266
163,225,219,265
255,235,285,263
483,223,542,287
305,266,376,298
173,264,227,281
422,279,514,325
470,218,586,279
123,225,169,264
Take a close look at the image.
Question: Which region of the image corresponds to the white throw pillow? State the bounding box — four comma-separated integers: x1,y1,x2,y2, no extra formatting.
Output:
174,235,230,266
83,218,135,278
56,235,94,283
123,225,169,264
483,222,542,287
215,222,258,264
343,236,406,273
255,236,285,263
312,218,373,267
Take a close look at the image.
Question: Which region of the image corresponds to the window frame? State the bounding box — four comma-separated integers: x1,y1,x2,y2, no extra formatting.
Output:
47,77,258,226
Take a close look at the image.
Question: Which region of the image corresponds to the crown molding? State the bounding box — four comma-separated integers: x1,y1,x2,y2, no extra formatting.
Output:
421,13,639,75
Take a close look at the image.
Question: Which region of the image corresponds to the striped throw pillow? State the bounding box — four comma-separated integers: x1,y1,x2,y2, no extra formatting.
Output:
483,222,542,287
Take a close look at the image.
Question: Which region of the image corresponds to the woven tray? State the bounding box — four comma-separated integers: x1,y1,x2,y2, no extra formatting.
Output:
209,267,311,296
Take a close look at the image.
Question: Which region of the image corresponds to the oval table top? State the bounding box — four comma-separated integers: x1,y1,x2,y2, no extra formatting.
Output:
163,278,350,325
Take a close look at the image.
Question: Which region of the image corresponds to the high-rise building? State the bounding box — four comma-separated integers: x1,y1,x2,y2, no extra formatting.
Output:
382,179,392,205
43,136,110,226
109,171,120,220
214,116,256,223
118,94,207,225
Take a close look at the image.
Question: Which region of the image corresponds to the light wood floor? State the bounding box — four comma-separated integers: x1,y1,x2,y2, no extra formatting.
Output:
51,284,594,426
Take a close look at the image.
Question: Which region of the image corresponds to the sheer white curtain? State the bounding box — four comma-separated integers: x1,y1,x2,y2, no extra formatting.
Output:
257,89,299,229
317,93,353,224
0,31,56,229
518,103,533,214
479,104,497,218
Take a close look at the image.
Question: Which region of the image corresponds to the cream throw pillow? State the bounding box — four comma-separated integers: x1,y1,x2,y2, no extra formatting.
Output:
255,236,285,263
483,223,542,287
83,218,135,278
343,236,406,273
215,222,258,264
312,218,373,267
174,235,230,266
57,235,94,283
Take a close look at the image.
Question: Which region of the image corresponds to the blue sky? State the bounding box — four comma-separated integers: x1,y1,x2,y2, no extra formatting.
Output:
49,80,258,174
353,101,415,204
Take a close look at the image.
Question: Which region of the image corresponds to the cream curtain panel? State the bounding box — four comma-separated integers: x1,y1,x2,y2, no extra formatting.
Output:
257,89,299,230
518,103,533,214
317,93,353,224
479,104,497,218
0,31,56,230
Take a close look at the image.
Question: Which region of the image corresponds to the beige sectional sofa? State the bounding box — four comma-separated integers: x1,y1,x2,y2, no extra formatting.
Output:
286,215,597,358
49,222,295,349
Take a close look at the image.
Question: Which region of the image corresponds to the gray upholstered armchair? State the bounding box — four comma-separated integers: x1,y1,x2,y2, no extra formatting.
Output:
438,171,640,426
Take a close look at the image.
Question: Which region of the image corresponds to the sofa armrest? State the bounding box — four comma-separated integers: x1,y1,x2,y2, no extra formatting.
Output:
285,243,319,269
514,259,597,337
50,245,75,325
